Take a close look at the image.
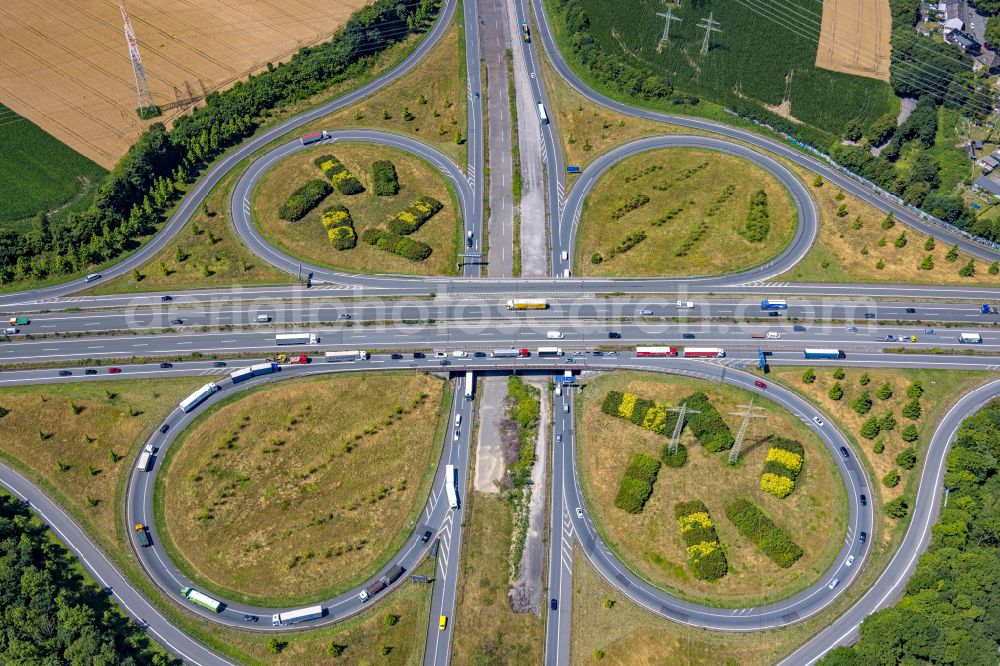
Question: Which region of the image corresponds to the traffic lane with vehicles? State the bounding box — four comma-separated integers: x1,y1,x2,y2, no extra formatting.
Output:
423,375,474,666
560,362,872,631
560,135,816,283
780,377,1000,664
14,297,1000,335
0,0,460,310
545,388,573,666
229,129,476,287
527,0,1000,265
126,368,469,631
5,322,1000,365
0,463,235,666
463,0,485,279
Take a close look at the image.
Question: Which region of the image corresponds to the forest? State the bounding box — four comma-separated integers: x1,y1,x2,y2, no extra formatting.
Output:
0,0,440,285
0,493,174,664
819,400,1000,665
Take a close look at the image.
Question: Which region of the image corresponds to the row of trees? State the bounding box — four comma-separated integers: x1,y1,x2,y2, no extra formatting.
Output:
1,0,440,284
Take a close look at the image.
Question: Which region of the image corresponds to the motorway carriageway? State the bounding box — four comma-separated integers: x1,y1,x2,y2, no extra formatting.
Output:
7,299,1000,335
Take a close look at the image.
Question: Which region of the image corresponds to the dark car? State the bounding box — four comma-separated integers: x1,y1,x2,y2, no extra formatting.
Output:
859,494,867,506
413,352,426,359
169,319,183,325
58,370,72,377
160,295,172,302
439,359,451,366
608,331,621,339
159,362,173,368
864,312,875,319
474,351,487,357
213,361,226,368
593,351,604,356
682,333,695,339
905,308,916,314
160,424,170,434
858,531,867,544
839,447,850,459
550,598,558,611
793,325,806,332
768,311,781,317
421,530,432,543
390,353,404,360
243,614,258,623
85,369,97,375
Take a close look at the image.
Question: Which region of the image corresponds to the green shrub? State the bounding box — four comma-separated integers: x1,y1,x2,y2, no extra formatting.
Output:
880,412,897,431
674,500,727,581
852,391,872,415
885,497,908,519
802,368,816,384
614,453,661,513
320,204,356,250
882,469,900,488
724,498,803,567
315,154,364,195
387,196,443,235
860,416,881,439
759,437,805,498
873,438,885,454
906,381,924,399
828,382,843,401
901,424,918,442
832,367,845,380
278,179,331,221
902,398,921,420
896,447,917,470
601,391,624,415
875,382,893,400
660,443,687,468
685,392,735,452
362,228,432,261
372,160,399,196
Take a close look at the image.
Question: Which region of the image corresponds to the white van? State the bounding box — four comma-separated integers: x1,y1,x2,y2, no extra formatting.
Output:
766,331,780,339
563,269,571,278
455,414,462,427
3,327,17,335
256,314,271,323
676,301,694,309
546,331,564,339
452,350,468,357
555,385,562,396
560,251,568,261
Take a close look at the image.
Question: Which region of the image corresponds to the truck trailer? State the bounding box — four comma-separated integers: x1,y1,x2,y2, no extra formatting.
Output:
299,130,329,145
635,346,678,357
181,587,222,612
179,382,221,413
134,523,151,547
445,464,459,509
359,579,386,602
272,605,323,626
136,444,157,472
464,371,474,400
324,350,369,362
229,362,280,384
506,298,547,310
682,347,725,358
276,333,318,345
803,348,845,359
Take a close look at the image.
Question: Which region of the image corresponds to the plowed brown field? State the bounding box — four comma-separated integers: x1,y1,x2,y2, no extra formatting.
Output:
816,0,891,81
0,0,369,167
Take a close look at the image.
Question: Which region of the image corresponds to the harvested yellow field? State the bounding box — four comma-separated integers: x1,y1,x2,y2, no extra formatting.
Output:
816,0,891,81
0,0,369,167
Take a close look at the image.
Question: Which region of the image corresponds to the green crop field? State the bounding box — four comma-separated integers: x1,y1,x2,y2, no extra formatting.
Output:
547,0,898,141
0,104,106,228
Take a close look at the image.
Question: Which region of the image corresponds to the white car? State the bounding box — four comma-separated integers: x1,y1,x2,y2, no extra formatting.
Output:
453,428,460,440
435,352,447,358
766,332,780,339
452,350,468,358
828,578,840,590
575,507,583,519
812,416,825,427
845,555,855,567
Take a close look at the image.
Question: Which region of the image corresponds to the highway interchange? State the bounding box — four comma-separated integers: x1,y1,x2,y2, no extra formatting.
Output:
2,0,1000,664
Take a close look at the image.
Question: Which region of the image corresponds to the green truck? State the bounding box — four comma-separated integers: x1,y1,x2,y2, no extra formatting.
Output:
8,317,29,326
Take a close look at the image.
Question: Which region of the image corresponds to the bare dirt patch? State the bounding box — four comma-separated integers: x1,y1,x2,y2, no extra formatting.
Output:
161,372,447,605
0,0,369,166
816,0,891,81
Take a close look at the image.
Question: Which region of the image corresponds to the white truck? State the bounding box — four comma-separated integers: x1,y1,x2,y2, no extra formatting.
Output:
324,350,369,362
445,464,459,510
676,301,695,309
275,332,318,346
136,444,157,472
179,382,220,413
271,605,323,626
464,371,474,400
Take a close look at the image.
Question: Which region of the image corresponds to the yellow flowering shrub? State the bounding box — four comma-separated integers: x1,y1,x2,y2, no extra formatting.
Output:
687,541,720,558
766,447,802,473
760,473,795,498
618,393,637,419
678,511,713,532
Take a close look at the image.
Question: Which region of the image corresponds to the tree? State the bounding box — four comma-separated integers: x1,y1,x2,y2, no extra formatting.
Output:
328,643,347,657
875,381,893,400
843,118,863,141
884,497,908,518
403,107,415,121
902,399,922,420
883,469,900,487
268,638,287,654
893,231,907,248
837,204,848,217
918,254,934,270
813,175,824,187
860,416,880,439
945,244,959,262
990,261,1000,275
986,15,1000,46
174,245,187,262
852,391,872,415
880,412,897,431
880,212,895,229
828,382,844,400
833,367,845,380
865,112,898,146
872,438,885,454
959,259,975,277
802,368,816,384
875,258,885,270
382,108,391,120
924,236,935,251
896,447,917,470
906,381,923,399
859,372,871,386
901,424,919,442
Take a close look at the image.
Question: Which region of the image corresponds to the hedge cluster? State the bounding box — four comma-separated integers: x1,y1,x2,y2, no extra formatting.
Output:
614,453,661,514
361,228,432,261
387,196,443,235
760,437,805,499
372,160,399,196
724,498,803,568
321,204,356,250
602,391,680,436
315,154,364,195
607,230,646,259
685,392,735,452
674,500,728,581
743,189,771,242
279,179,332,221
